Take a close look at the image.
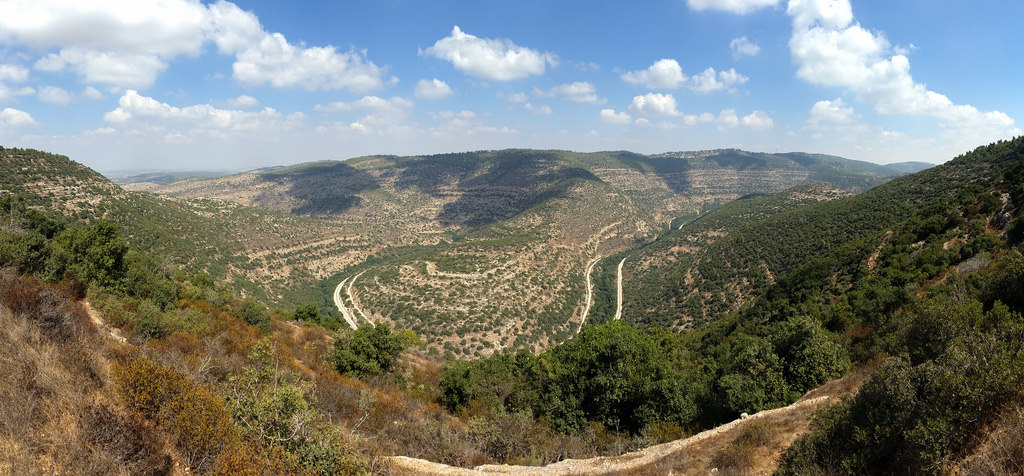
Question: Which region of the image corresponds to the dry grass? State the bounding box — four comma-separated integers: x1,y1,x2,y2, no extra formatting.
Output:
0,271,177,475
952,398,1024,475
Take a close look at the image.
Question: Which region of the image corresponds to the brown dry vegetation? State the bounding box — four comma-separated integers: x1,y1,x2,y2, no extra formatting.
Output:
0,270,179,475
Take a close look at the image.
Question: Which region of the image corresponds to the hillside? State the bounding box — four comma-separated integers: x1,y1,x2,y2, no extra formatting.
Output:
616,141,1013,329
434,137,1024,474
0,147,417,311
1,138,1022,475
138,148,904,355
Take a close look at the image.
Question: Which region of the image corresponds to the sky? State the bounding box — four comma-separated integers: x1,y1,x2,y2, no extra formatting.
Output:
0,0,1021,173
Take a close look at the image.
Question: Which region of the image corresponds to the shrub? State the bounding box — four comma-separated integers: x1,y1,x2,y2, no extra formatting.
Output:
111,347,237,473
333,324,414,377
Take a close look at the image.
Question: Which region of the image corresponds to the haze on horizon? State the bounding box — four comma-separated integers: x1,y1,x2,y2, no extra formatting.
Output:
0,0,1020,172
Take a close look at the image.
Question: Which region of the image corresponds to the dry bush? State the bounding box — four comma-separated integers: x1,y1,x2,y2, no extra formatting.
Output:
955,402,1024,475
0,273,172,475
111,347,237,473
80,403,174,475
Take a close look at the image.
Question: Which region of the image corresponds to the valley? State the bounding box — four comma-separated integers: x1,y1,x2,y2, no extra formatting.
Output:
4,139,1022,476
120,148,909,356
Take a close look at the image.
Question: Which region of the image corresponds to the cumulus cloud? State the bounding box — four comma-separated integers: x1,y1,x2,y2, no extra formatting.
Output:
233,34,392,92
0,64,29,82
314,95,413,133
621,59,747,93
103,90,305,139
81,86,103,100
221,95,260,109
507,92,528,103
787,0,1018,142
0,0,392,91
534,82,604,104
0,107,35,127
629,93,680,117
525,103,553,115
38,86,74,105
414,78,453,99
808,98,854,125
422,26,557,81
713,109,774,130
730,36,761,58
740,110,774,130
686,0,781,14
0,84,35,102
688,67,749,94
621,59,686,89
599,109,632,125
314,96,413,114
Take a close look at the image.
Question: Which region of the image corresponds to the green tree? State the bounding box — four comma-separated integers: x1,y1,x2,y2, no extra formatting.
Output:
237,298,271,332
332,324,414,377
293,303,320,322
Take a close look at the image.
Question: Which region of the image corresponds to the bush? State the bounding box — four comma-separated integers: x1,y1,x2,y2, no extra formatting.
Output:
236,298,270,332
333,324,414,377
111,347,237,473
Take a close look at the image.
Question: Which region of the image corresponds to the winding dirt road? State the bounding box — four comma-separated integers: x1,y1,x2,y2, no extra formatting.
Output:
613,258,625,320
576,257,601,334
347,270,374,327
333,277,359,330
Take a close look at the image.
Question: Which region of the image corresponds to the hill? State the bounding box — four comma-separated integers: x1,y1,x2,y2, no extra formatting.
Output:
1,138,1022,475
615,141,1012,329
142,148,905,355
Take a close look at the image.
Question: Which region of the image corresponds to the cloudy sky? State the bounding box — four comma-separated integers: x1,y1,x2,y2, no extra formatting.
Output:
0,0,1021,172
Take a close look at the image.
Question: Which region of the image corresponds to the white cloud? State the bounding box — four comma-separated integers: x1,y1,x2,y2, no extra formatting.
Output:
313,95,413,133
1,0,391,91
712,109,774,130
730,36,761,58
38,86,74,105
621,59,686,89
221,95,260,109
422,26,557,81
507,92,528,103
688,67,749,94
525,103,553,115
34,47,169,89
414,78,453,100
0,64,29,82
687,0,781,14
103,90,304,139
740,110,775,130
621,60,747,93
683,112,716,126
233,34,393,92
629,93,679,117
787,0,1018,144
599,108,632,125
808,98,854,125
81,86,103,100
314,96,412,114
534,81,604,104
0,84,35,102
0,107,35,127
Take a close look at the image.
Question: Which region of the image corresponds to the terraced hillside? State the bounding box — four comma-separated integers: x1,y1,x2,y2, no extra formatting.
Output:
133,148,911,356
0,147,382,306
616,141,1007,330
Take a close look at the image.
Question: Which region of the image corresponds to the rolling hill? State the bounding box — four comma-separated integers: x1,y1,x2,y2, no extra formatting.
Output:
130,148,908,355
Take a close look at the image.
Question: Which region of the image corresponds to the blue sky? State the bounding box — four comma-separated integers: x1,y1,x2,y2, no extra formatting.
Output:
0,0,1021,172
